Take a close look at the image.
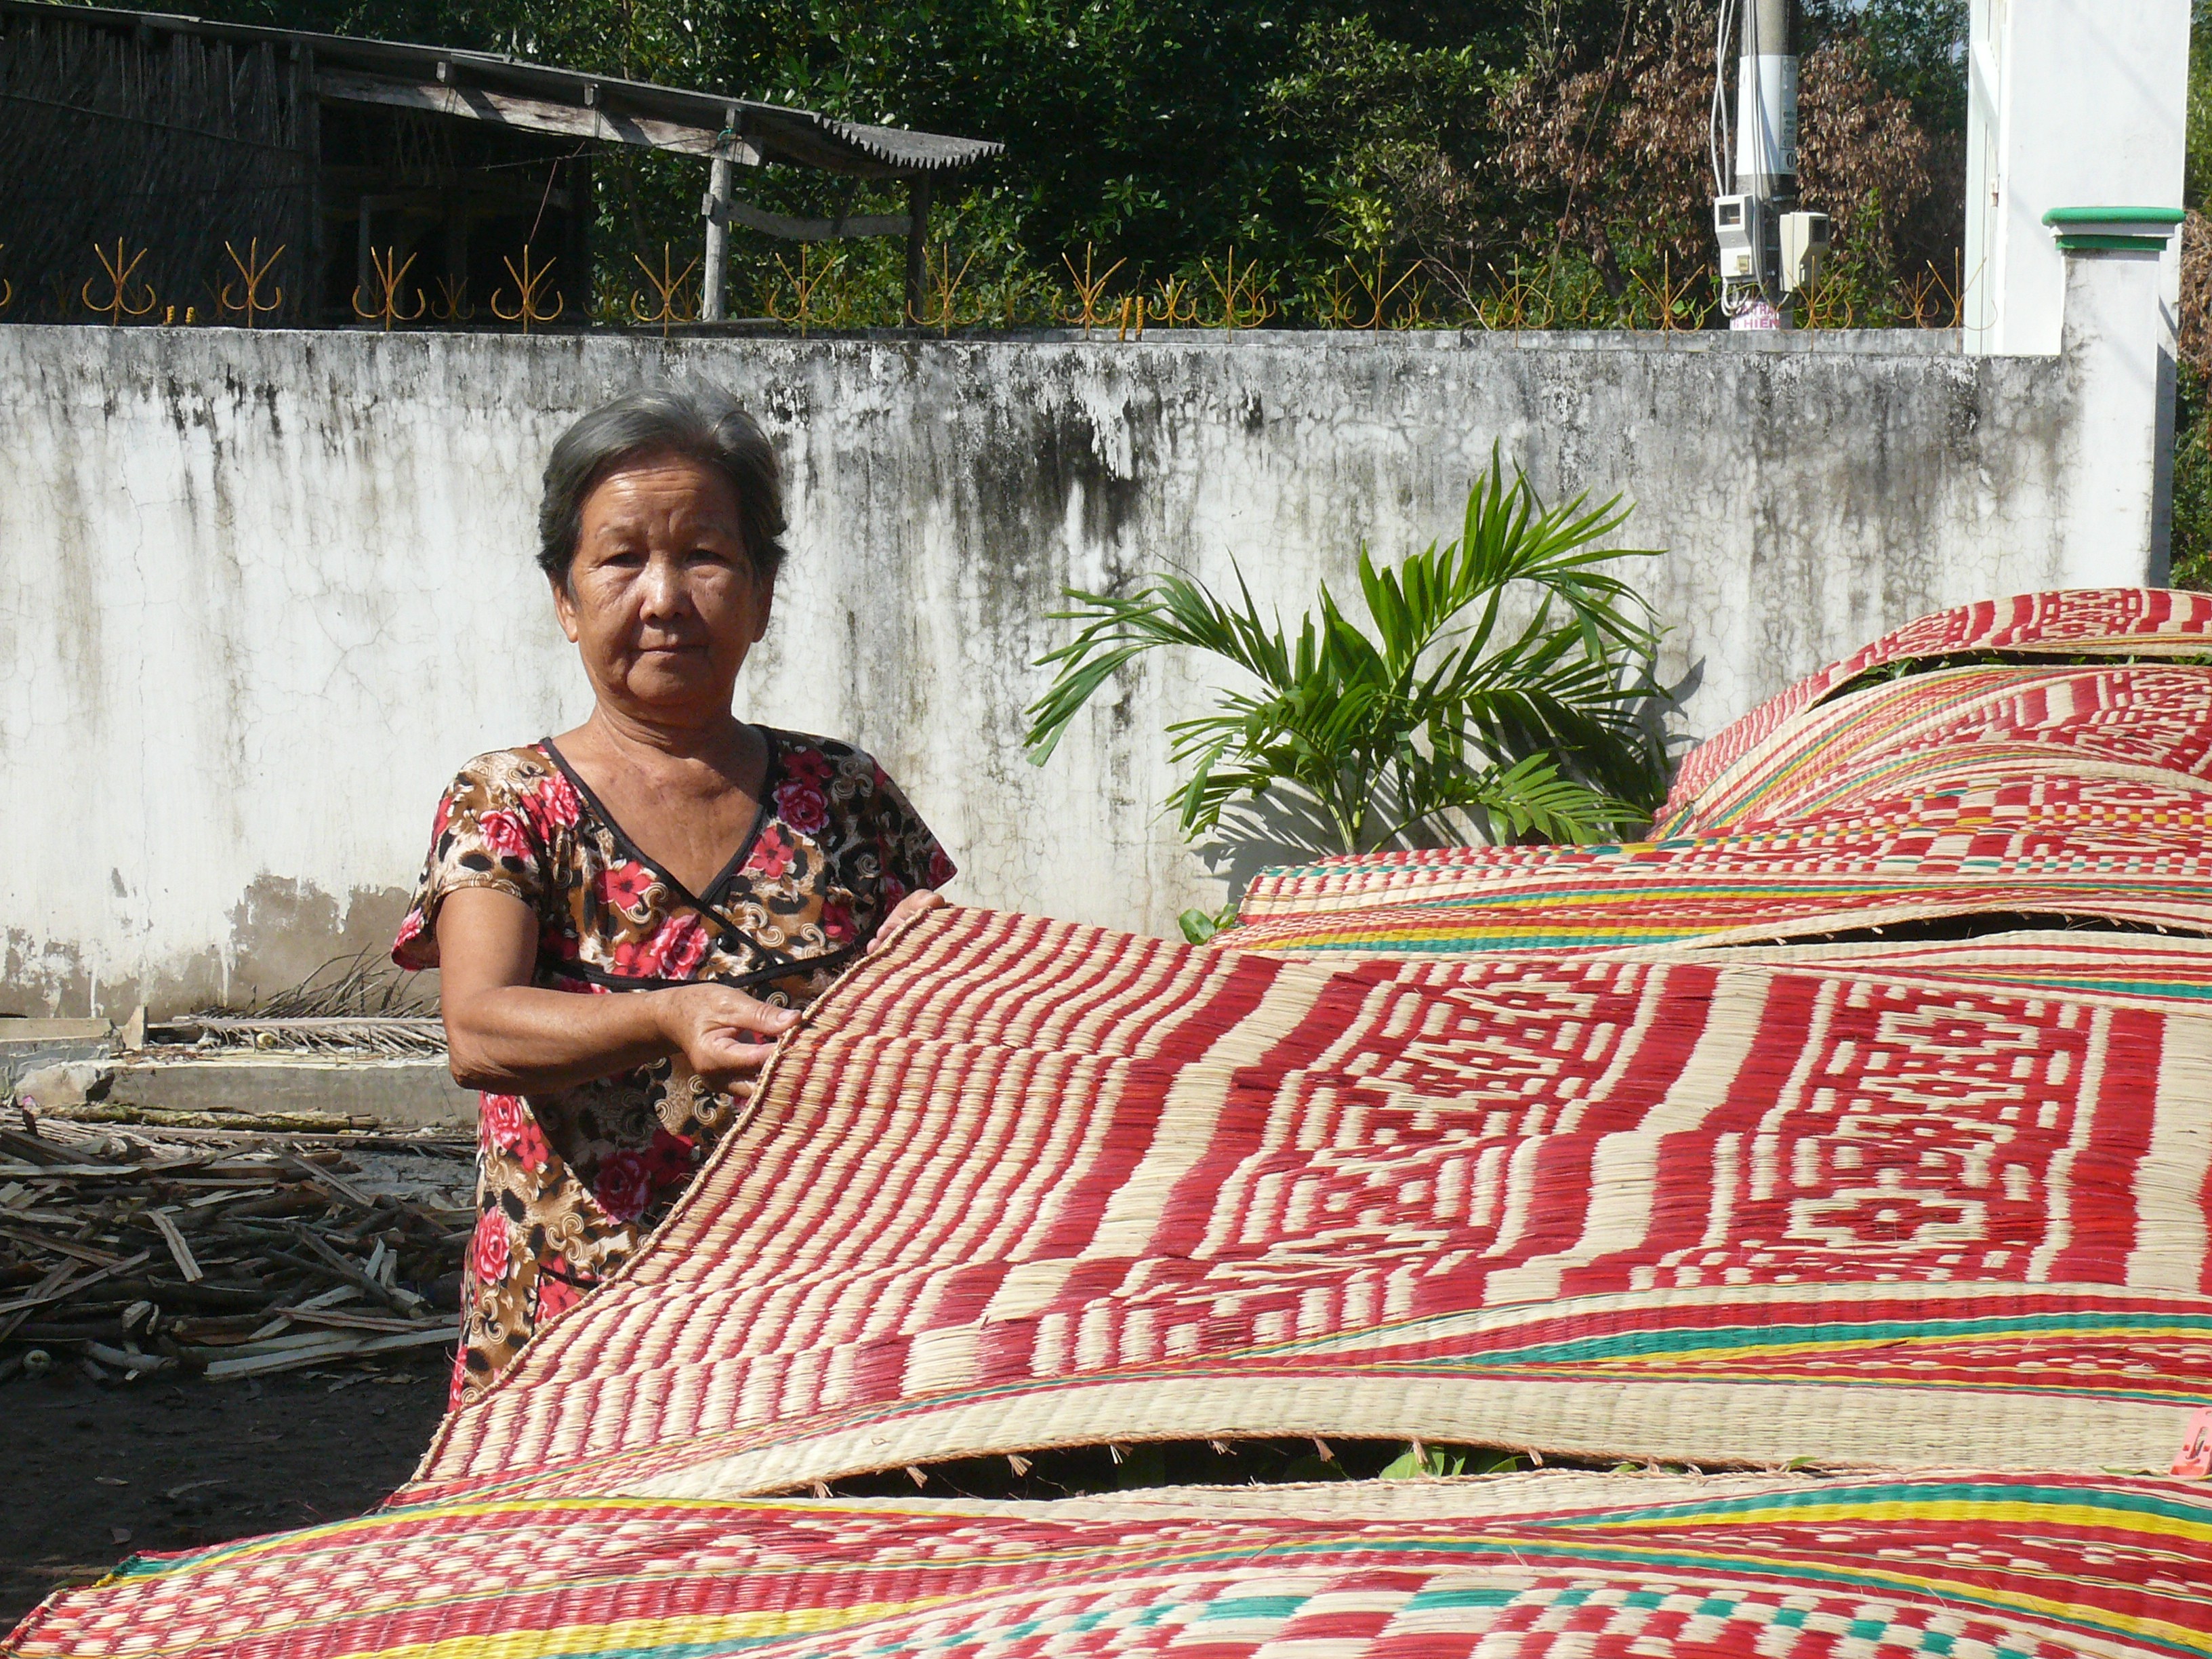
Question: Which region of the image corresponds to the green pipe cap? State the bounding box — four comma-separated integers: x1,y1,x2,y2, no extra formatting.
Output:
2043,206,2185,253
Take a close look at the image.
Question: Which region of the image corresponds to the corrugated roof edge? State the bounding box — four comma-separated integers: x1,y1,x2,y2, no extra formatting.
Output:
0,0,1002,174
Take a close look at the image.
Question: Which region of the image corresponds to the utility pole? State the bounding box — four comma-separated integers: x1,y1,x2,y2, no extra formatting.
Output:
1713,0,1826,322
1738,0,1796,211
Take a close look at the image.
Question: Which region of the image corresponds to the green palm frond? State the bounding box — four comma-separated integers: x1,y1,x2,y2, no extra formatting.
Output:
1025,450,1669,858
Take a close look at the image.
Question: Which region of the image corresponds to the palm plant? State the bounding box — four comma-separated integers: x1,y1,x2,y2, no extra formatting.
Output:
1025,455,1668,875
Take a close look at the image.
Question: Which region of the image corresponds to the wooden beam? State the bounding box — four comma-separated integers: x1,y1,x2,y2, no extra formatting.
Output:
726,199,912,243
315,70,760,163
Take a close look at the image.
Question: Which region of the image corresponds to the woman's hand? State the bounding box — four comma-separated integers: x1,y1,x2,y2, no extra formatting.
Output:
657,983,798,1097
881,888,947,935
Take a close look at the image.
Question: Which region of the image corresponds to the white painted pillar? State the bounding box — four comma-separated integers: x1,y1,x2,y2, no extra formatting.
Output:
2050,222,2184,586
1964,0,2189,358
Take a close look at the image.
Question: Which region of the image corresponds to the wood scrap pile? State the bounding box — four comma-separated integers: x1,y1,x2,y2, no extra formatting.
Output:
165,947,444,1058
0,1116,470,1385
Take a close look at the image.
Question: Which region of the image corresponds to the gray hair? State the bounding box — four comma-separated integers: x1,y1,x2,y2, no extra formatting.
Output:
537,386,787,586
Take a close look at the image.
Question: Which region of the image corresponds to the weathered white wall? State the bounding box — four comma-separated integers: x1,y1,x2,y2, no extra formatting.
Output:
0,320,2118,1015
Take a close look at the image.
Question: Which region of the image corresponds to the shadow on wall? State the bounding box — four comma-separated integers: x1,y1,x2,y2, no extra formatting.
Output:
1193,796,1349,903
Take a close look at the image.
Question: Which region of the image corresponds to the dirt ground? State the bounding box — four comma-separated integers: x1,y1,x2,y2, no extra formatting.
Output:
0,1360,449,1633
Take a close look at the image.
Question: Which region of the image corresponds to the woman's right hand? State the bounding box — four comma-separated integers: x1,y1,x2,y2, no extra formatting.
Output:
657,983,800,1097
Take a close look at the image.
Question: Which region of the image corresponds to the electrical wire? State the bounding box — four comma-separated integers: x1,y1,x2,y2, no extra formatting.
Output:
1711,0,1767,316
1709,0,1738,197
1711,0,1742,312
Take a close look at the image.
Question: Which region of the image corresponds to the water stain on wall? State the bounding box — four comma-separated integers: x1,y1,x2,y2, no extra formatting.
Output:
224,874,417,1010
0,878,417,1019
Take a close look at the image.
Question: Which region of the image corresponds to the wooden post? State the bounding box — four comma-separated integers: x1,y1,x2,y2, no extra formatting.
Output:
565,150,593,320
701,157,732,321
903,176,932,325
298,44,321,326
701,104,737,323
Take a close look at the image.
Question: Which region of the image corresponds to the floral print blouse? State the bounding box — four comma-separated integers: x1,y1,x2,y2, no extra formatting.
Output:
393,731,953,1406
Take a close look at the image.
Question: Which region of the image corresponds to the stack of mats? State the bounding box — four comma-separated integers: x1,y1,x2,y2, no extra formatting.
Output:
16,1477,2211,1659
12,586,2212,1659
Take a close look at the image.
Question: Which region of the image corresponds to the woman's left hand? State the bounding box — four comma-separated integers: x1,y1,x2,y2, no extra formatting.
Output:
886,889,947,929
659,982,798,1097
869,890,947,957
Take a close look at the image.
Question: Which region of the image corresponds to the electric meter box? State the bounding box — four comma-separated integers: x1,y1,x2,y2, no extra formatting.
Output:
1714,194,1765,285
1780,210,1831,293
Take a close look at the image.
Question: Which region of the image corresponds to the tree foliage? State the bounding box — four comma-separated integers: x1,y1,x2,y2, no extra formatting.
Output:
1495,2,1720,291
2167,2,2212,592
1496,1,1957,310
81,0,1974,325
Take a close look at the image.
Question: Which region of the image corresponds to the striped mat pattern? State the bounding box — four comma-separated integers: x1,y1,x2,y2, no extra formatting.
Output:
1223,873,2212,954
12,1475,2209,1659
12,587,2212,1659
1660,586,2212,822
1240,773,2212,922
384,909,2210,1500
1667,665,2212,836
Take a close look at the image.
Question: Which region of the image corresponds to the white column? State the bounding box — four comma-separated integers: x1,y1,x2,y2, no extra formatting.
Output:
1964,0,2189,357
2051,233,2179,586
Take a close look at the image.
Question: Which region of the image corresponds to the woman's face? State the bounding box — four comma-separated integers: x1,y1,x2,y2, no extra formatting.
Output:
553,453,773,726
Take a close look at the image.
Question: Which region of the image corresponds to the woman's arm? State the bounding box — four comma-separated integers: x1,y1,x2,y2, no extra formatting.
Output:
434,887,796,1096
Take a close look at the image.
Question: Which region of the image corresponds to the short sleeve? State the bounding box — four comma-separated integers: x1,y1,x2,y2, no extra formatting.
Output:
868,764,957,905
391,750,558,970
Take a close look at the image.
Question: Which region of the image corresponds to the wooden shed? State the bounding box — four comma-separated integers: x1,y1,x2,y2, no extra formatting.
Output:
0,0,999,327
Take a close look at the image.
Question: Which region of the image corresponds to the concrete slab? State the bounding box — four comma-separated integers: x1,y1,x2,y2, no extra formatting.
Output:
109,1053,476,1130
1,1034,114,1087
0,1019,111,1041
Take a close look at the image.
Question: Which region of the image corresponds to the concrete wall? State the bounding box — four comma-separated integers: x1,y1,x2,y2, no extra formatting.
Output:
0,319,2114,1015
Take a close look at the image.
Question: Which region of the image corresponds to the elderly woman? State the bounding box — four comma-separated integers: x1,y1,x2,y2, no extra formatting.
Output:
394,387,953,1404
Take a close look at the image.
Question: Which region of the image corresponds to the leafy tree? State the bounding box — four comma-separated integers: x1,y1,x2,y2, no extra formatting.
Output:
1806,0,1967,138
1262,16,1502,310
1496,1,1955,317
1495,1,1720,296
1806,0,1966,287
2192,1,2212,215
1024,458,1668,870
79,0,1972,324
2168,2,2212,592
